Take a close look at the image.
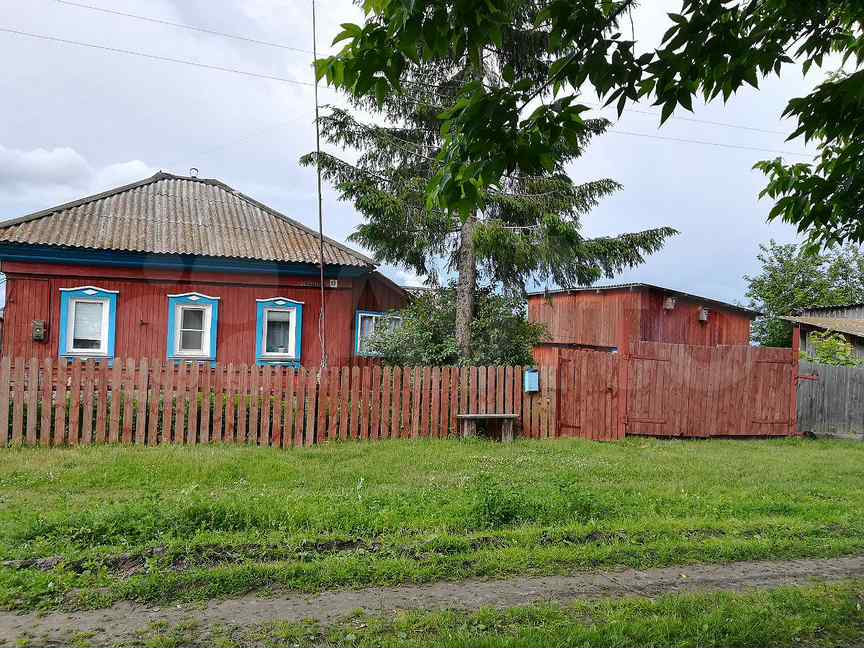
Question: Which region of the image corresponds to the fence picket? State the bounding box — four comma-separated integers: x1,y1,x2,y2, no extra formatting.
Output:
369,365,381,441
326,368,340,442
54,360,67,446
198,365,211,444
419,367,432,437
430,367,441,438
360,367,371,440
0,357,10,446
120,359,133,444
79,359,94,445
236,364,248,444
40,358,53,446
147,360,167,446
304,368,317,447
259,366,272,447
187,363,200,444
134,358,150,445
337,368,350,440
400,367,411,438
67,360,82,446
410,368,421,438
248,365,260,445
25,360,39,446
316,368,329,443
389,367,401,439
438,367,450,438
212,364,225,443
108,361,122,443
223,363,236,443
293,369,306,447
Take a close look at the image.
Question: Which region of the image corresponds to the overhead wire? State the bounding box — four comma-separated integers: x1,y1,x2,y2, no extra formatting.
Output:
40,0,798,139
53,0,314,53
0,24,815,162
0,27,316,86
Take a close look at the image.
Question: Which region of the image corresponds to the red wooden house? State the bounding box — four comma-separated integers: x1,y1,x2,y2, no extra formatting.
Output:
0,172,407,367
529,283,758,364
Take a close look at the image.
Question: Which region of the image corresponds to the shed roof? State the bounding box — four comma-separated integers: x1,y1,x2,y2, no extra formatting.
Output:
0,172,374,268
527,283,759,317
782,315,864,340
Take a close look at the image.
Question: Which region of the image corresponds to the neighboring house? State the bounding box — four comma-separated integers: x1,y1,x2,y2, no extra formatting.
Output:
0,172,407,366
529,283,758,362
783,304,864,359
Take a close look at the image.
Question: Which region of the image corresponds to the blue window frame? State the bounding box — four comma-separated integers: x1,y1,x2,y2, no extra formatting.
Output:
355,310,402,357
255,298,303,367
167,292,219,364
59,286,118,361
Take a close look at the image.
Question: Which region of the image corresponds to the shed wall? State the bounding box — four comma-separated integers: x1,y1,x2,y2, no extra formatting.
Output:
529,287,752,350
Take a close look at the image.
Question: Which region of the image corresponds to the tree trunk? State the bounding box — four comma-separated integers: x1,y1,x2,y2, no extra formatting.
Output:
455,214,477,360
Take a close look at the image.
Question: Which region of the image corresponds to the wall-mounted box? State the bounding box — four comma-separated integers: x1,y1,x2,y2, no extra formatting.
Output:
32,319,46,341
524,368,540,393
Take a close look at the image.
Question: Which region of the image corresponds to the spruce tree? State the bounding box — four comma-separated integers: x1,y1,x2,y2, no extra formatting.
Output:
302,2,676,358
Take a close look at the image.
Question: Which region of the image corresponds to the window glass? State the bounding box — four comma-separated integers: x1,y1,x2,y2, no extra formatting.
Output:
178,307,206,353
181,308,204,331
265,310,293,354
72,301,104,350
357,314,377,354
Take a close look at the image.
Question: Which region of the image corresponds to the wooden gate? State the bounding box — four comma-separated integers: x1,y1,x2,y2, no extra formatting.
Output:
557,350,620,440
557,341,798,440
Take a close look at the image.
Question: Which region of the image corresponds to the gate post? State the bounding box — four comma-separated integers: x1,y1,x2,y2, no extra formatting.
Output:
790,325,800,436
616,337,630,440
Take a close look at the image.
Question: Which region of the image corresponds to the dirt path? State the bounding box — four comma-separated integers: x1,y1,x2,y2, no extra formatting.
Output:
3,555,863,645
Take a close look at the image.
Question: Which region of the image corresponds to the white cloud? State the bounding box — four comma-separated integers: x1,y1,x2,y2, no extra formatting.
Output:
0,143,155,220
0,144,91,190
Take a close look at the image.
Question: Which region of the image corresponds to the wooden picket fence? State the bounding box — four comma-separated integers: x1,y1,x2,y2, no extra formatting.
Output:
0,358,556,447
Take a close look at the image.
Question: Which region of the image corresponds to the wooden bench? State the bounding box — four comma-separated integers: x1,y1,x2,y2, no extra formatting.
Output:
457,413,518,442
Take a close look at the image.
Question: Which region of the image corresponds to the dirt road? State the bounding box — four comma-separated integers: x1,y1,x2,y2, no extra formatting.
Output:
3,555,862,645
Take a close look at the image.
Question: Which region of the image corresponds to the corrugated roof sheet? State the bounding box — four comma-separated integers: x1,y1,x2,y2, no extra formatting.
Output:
0,172,374,267
527,283,760,317
782,316,864,339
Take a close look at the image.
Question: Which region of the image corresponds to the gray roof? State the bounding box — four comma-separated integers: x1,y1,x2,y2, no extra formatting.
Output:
782,316,864,339
527,282,759,317
0,172,374,268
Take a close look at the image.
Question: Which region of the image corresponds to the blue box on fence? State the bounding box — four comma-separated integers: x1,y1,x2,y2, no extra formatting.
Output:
524,368,540,393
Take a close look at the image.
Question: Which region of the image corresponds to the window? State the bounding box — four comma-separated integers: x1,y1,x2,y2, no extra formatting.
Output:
177,306,207,355
264,309,295,355
59,286,118,359
167,293,219,363
256,298,303,366
71,301,106,351
355,310,402,356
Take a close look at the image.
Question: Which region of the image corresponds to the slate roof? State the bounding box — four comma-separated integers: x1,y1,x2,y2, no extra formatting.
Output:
0,172,374,268
782,316,864,340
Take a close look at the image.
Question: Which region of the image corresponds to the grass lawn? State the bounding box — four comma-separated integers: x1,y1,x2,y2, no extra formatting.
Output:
0,437,863,611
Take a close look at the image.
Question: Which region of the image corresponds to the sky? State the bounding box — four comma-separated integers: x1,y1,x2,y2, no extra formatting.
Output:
0,0,826,305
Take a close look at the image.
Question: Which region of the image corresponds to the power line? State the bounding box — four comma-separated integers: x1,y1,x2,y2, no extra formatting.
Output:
0,27,315,86
49,0,796,139
0,27,810,161
589,102,788,135
53,0,315,54
609,128,813,158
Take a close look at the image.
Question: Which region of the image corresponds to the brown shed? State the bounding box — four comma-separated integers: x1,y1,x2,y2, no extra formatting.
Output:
529,283,757,363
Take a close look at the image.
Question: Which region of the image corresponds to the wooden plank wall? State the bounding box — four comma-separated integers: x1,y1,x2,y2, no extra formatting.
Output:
798,361,864,440
624,341,797,438
0,360,555,447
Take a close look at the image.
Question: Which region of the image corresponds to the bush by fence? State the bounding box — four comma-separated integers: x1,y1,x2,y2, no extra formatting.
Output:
0,358,556,447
